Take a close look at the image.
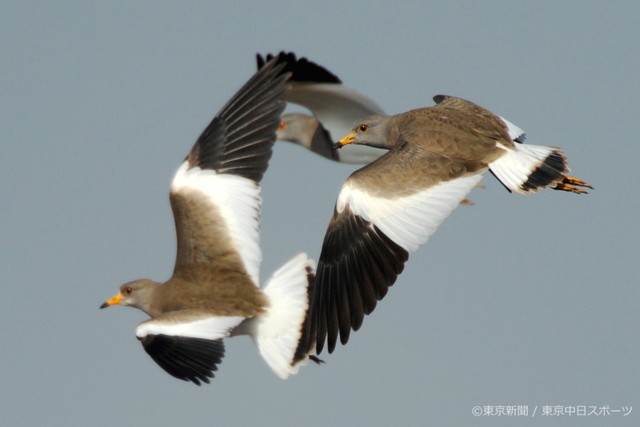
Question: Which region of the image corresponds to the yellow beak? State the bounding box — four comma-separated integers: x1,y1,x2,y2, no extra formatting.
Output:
333,133,355,149
100,292,123,309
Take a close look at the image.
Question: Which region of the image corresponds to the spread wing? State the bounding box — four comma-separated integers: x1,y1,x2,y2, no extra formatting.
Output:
136,312,244,385
169,56,290,285
305,149,484,354
258,52,386,163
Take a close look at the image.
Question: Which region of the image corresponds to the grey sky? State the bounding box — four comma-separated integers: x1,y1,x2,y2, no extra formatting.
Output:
2,2,638,426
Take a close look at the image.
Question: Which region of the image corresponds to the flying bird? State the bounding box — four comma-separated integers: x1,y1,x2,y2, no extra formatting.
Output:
101,55,318,385
302,94,592,355
257,52,386,164
256,52,529,166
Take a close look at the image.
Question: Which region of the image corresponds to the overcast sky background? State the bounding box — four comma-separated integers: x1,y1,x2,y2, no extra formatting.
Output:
2,2,638,426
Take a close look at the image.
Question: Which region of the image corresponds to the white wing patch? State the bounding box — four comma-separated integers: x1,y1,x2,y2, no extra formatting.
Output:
136,313,245,340
285,83,388,164
337,174,483,252
288,83,385,141
171,161,262,284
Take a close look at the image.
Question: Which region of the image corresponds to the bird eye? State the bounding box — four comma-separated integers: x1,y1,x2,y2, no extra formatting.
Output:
358,124,368,133
123,287,133,295
278,121,287,130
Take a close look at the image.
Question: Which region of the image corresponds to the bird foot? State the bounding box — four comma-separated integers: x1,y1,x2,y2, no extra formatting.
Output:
553,176,593,194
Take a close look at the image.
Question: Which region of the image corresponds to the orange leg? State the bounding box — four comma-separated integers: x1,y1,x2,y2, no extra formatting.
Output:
553,176,594,194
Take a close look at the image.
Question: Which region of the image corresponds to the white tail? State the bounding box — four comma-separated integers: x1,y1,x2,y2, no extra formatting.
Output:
489,143,569,194
252,253,315,378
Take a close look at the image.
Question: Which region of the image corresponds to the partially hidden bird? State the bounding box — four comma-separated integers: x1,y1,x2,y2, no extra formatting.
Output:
257,52,529,168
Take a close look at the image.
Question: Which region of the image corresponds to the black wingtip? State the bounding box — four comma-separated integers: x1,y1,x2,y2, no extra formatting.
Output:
308,209,409,355
257,51,342,84
140,335,225,386
187,53,291,182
